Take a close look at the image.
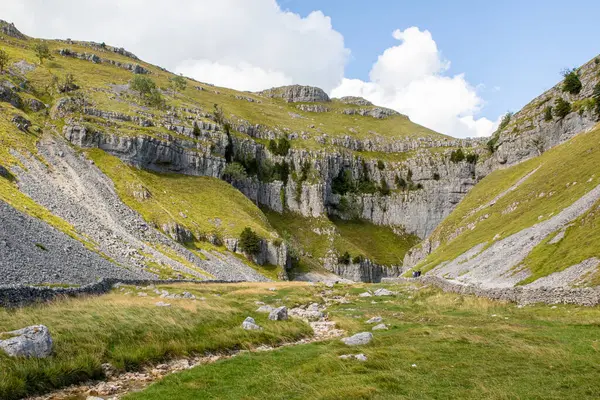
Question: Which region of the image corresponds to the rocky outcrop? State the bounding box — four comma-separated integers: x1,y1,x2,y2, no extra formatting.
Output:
326,259,401,283
0,325,53,358
57,48,149,74
337,96,373,106
342,107,402,119
257,85,330,103
224,238,291,269
0,84,23,109
0,20,26,40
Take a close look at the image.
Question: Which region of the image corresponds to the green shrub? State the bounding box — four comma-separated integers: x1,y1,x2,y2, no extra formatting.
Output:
169,75,187,93
377,160,385,170
239,227,262,255
498,112,513,131
222,162,247,181
357,178,377,194
379,178,390,196
0,49,9,73
562,68,582,95
268,137,291,156
450,148,466,163
543,106,553,122
147,89,165,109
332,169,354,195
593,83,600,119
395,175,407,190
33,42,52,64
273,161,290,184
466,153,478,164
554,97,571,119
338,251,351,265
433,173,440,181
193,121,201,137
486,134,499,154
130,75,156,97
352,255,365,264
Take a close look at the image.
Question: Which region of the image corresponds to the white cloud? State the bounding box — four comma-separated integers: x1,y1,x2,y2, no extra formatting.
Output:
0,0,348,92
0,3,497,138
332,27,498,138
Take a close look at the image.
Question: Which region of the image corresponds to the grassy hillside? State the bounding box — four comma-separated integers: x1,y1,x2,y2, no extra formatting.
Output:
414,124,600,284
3,282,600,399
265,210,419,271
87,149,276,240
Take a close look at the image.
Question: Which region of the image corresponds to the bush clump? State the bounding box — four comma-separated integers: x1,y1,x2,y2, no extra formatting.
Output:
239,227,262,256
562,68,582,95
0,49,9,73
450,148,466,163
352,255,365,264
338,251,351,265
543,106,553,122
268,137,291,156
222,162,247,182
498,112,513,131
466,153,478,164
554,98,572,119
593,83,600,120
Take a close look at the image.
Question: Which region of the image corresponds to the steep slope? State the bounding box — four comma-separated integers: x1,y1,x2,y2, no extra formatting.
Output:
406,122,600,288
0,20,490,283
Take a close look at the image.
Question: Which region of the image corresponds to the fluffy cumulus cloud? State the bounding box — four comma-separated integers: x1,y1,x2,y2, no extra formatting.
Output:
0,3,496,137
332,27,498,138
0,0,348,92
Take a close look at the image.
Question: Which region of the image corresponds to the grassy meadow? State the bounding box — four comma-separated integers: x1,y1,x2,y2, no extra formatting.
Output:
1,282,600,399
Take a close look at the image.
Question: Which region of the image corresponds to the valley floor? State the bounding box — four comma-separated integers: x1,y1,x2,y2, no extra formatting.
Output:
2,282,600,400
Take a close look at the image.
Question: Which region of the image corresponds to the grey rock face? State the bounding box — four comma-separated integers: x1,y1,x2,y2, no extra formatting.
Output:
341,332,373,346
0,20,26,40
342,107,402,119
0,325,53,358
268,306,288,321
0,84,23,109
257,85,330,103
337,96,373,106
162,222,194,243
327,260,400,283
242,316,262,330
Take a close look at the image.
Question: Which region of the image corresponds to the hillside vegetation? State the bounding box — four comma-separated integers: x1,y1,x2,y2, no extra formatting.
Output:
412,123,600,285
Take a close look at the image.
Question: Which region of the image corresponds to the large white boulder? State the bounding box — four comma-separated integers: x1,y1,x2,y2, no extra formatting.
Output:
0,325,53,358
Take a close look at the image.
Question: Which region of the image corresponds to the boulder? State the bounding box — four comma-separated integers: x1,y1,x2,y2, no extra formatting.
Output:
11,114,30,131
372,323,388,331
0,85,22,109
242,316,262,330
256,305,274,313
374,288,395,296
341,332,373,346
366,316,383,324
182,291,196,299
359,291,373,297
28,98,46,112
268,306,288,321
0,325,53,358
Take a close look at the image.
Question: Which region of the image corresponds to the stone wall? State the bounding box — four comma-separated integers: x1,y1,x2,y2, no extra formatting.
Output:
0,279,241,308
390,276,600,306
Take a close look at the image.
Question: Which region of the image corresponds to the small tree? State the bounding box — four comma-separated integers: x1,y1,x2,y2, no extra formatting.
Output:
593,83,600,120
466,153,478,164
377,160,385,170
543,106,553,122
498,112,513,131
147,89,165,109
33,42,52,64
379,178,390,196
268,139,278,153
562,68,582,95
169,75,187,93
193,121,201,137
554,97,571,119
352,255,365,264
239,227,262,256
222,162,247,182
395,175,407,190
338,251,351,265
0,49,9,73
277,137,291,156
450,148,466,163
130,75,156,97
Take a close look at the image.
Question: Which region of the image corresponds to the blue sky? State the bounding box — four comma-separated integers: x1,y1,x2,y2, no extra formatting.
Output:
281,0,600,121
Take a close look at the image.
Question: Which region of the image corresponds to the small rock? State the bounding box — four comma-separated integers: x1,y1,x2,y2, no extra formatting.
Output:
137,292,148,297
0,325,53,358
374,288,394,297
341,332,373,346
256,305,274,313
242,317,262,330
155,301,171,307
355,353,368,362
366,316,383,324
358,292,372,297
269,306,288,321
182,291,196,299
372,323,388,331
268,287,277,292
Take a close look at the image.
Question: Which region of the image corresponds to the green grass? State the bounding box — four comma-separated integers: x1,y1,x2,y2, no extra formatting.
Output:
0,282,314,400
415,124,600,280
264,210,418,270
126,283,600,400
87,149,276,240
